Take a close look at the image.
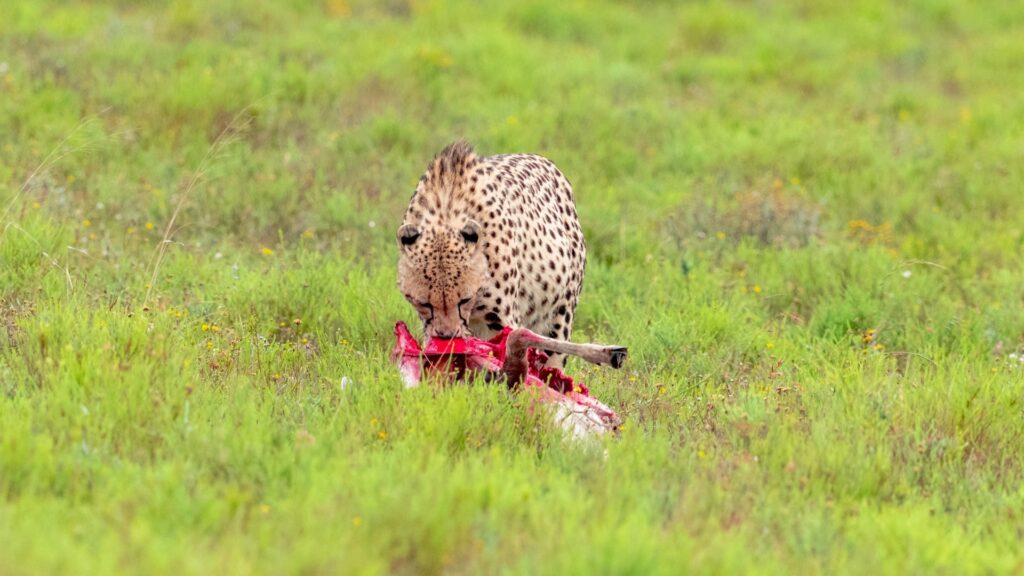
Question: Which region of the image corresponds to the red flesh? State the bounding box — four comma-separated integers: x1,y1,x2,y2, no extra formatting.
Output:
391,321,620,434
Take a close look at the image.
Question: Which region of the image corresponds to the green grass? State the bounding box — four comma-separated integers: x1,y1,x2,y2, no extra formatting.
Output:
2,0,1024,573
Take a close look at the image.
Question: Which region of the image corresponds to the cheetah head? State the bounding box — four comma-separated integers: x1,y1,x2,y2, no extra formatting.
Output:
396,219,487,340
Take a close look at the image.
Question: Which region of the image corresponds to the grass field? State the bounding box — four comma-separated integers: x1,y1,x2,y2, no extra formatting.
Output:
3,0,1024,573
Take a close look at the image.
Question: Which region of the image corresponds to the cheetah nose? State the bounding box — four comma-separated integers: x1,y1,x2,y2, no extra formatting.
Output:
433,331,456,340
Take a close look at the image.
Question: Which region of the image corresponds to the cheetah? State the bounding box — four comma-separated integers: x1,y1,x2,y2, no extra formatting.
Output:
396,141,586,366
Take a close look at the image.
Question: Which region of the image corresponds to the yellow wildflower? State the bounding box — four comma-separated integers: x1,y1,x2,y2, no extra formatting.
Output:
326,0,350,17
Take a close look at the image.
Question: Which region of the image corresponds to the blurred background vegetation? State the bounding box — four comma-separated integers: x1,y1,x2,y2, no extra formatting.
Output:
2,1,1024,574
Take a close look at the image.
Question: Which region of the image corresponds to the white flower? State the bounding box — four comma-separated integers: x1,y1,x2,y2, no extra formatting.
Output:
901,270,912,279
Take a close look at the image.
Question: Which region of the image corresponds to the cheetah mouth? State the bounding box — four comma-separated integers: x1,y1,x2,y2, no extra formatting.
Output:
423,326,472,341
422,336,476,355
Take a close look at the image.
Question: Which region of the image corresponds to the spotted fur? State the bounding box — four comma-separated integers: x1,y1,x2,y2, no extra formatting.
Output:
396,141,586,365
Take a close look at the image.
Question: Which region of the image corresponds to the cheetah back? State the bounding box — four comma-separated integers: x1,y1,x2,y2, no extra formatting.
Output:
467,153,586,344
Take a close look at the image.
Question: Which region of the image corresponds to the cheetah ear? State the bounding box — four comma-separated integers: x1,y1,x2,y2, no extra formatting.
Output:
461,220,481,245
397,224,420,248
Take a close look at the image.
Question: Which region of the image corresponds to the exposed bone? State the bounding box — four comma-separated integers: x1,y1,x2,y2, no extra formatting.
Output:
503,328,627,386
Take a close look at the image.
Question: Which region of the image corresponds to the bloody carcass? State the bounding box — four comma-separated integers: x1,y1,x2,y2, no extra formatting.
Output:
392,321,626,439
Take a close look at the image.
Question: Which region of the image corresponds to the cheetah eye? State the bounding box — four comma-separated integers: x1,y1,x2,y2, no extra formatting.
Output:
405,294,433,311
460,221,480,244
398,224,420,246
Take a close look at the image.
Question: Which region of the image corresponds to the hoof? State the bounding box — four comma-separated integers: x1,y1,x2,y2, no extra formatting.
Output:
608,347,628,369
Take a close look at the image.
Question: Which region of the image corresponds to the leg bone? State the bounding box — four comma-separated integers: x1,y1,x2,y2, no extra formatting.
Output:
505,328,628,375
